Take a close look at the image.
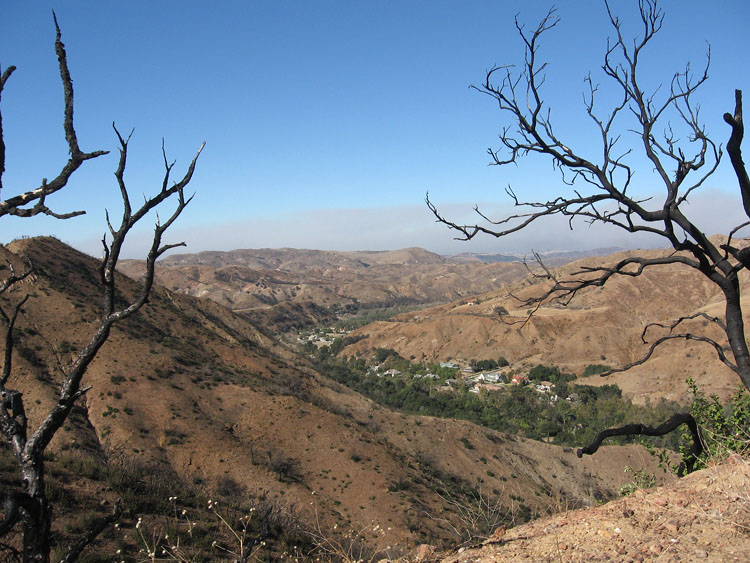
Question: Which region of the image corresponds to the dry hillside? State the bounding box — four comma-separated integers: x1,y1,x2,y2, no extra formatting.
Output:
344,246,750,405
440,455,750,562
118,247,534,316
0,237,671,557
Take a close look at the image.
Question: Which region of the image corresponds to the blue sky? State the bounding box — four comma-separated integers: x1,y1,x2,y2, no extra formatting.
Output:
1,1,748,257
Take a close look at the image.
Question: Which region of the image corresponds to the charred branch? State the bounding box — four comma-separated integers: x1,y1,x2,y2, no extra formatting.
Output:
1,294,29,386
509,253,701,312
724,90,750,220
0,14,107,219
0,492,39,537
26,129,203,462
0,65,17,196
577,412,702,475
428,0,722,261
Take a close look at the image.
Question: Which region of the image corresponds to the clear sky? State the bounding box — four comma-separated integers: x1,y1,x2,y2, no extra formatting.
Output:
1,1,748,258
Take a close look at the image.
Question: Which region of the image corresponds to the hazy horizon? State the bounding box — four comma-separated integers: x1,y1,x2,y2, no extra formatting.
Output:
2,1,748,259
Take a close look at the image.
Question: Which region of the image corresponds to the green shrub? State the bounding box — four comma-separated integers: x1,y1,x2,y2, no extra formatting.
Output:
619,466,656,496
58,340,77,354
582,364,610,376
682,378,750,469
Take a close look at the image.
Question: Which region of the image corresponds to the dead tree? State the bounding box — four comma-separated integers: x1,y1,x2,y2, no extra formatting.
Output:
427,1,749,464
0,15,203,562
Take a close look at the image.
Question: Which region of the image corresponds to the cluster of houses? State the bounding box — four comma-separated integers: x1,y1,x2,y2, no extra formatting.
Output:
297,327,350,347
295,329,574,403
368,361,560,400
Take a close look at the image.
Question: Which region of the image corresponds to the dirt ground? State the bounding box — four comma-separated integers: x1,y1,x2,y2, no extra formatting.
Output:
437,455,750,562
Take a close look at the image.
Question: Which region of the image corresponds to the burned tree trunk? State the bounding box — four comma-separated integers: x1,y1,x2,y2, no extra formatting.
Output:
0,14,203,562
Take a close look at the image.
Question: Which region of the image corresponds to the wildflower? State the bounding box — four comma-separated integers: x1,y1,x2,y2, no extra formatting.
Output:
135,518,142,529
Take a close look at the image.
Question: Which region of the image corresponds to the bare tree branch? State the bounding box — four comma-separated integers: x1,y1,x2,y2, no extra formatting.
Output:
577,412,702,476
724,90,750,217
0,13,108,220
1,294,29,386
25,130,204,463
0,64,18,197
428,1,750,476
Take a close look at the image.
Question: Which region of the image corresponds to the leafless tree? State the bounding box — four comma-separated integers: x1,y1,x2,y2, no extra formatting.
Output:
428,1,749,393
427,1,749,468
0,15,203,562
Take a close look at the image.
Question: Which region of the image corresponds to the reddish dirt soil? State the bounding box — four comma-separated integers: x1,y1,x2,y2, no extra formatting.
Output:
438,455,750,562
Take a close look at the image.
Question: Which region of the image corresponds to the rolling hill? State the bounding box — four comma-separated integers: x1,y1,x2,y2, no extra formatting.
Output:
342,245,750,405
0,237,667,558
118,248,535,319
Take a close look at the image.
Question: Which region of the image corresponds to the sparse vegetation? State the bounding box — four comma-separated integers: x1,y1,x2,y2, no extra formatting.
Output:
618,466,657,497
674,378,750,471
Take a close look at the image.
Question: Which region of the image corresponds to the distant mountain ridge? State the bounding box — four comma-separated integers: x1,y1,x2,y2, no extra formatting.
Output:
448,247,625,265
119,247,529,320
119,246,620,326
157,246,448,270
